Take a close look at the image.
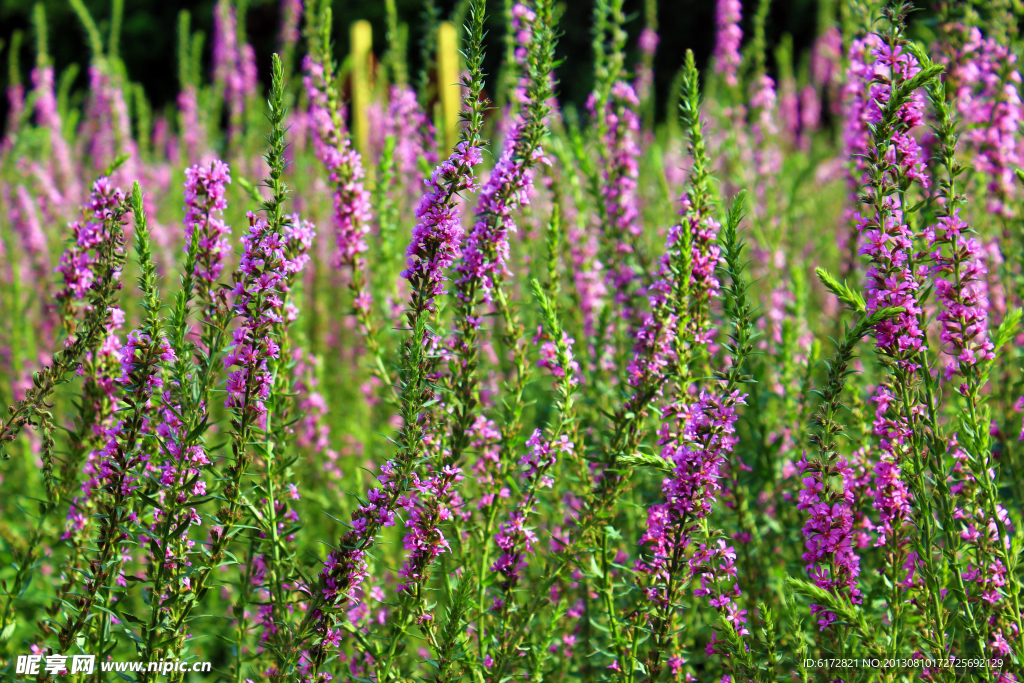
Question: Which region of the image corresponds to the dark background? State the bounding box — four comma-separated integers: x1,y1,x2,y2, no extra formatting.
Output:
0,0,820,131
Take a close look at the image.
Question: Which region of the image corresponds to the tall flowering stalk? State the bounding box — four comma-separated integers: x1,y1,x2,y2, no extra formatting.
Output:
631,191,754,682
30,4,78,208
850,6,941,634
0,175,129,639
589,0,628,136
948,27,1021,218
0,176,127,460
923,57,1024,666
133,221,207,675
213,0,248,145
785,309,895,683
488,49,726,683
589,81,643,312
177,11,209,165
448,0,556,476
150,54,295,670
183,159,232,325
48,184,168,658
713,0,743,87
385,86,435,208
302,9,390,393
294,3,488,671
485,277,579,677
634,0,659,119
1,30,25,158
798,309,894,639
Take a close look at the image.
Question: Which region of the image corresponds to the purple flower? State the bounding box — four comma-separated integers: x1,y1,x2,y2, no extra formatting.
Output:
213,0,253,139
77,67,137,188
796,453,864,630
639,390,746,594
177,86,209,166
278,0,303,53
223,212,315,419
928,211,995,380
585,82,641,308
811,27,843,95
56,177,126,305
292,349,342,481
396,465,463,593
713,0,743,87
851,35,930,377
1,81,24,155
683,197,724,346
183,159,232,287
456,123,546,304
385,86,436,201
11,185,51,283
639,27,660,57
30,65,78,206
302,54,374,313
403,141,483,307
949,28,1022,218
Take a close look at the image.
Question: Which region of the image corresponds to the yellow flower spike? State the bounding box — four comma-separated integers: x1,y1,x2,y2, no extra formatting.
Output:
437,21,460,153
350,19,373,157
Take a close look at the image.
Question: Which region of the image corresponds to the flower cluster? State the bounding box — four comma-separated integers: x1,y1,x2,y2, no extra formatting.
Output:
303,57,373,275
950,27,1022,218
929,212,996,380
588,82,641,307
56,177,126,305
224,212,314,419
396,465,463,593
30,64,77,207
640,391,745,586
713,0,743,87
213,0,257,136
385,86,435,200
456,125,547,304
403,141,484,305
183,159,232,287
797,454,864,630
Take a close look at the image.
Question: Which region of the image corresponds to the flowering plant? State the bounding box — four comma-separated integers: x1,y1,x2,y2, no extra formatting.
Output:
1,1,1024,681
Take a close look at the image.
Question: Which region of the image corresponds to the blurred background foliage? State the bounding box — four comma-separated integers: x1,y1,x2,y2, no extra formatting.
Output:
0,0,822,130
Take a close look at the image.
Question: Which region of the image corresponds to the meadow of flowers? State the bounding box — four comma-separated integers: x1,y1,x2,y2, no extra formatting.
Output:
0,0,1023,680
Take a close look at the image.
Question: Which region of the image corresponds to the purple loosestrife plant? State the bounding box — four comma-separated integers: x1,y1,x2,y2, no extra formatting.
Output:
385,86,436,207
241,211,317,681
948,27,1021,218
213,0,251,146
183,159,232,321
1,175,128,461
850,10,943,650
448,0,556,500
588,81,644,314
6,1,1024,680
29,7,78,209
48,184,168,659
147,54,295,674
921,56,1024,666
135,237,212,676
483,275,579,678
294,4,489,672
1,31,25,158
713,0,743,88
786,308,897,680
0,173,130,639
631,191,754,683
302,11,392,397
